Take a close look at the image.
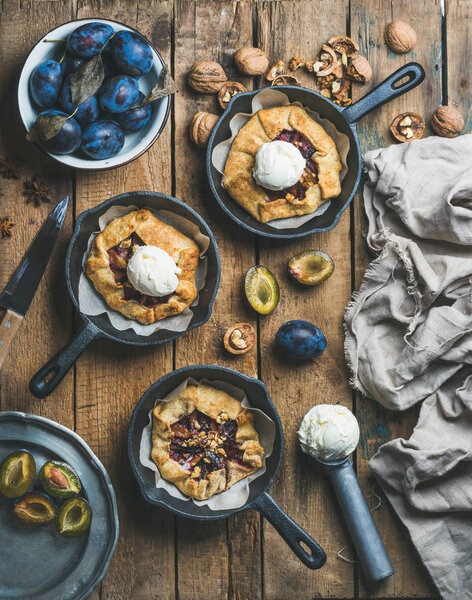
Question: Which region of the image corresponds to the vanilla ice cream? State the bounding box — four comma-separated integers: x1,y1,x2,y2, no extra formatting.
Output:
127,245,182,297
253,140,306,191
298,404,360,462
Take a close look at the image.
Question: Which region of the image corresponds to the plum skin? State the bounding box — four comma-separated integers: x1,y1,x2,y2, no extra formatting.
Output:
67,22,114,58
60,75,99,125
98,75,140,114
29,60,62,108
109,30,153,76
276,320,327,360
115,92,152,132
60,53,86,77
37,109,81,154
81,120,125,159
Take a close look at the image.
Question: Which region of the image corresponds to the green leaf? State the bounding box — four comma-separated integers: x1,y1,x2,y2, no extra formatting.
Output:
26,113,68,143
69,54,104,108
141,67,178,105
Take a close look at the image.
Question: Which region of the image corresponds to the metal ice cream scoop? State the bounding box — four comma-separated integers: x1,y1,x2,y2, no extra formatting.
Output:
299,405,394,582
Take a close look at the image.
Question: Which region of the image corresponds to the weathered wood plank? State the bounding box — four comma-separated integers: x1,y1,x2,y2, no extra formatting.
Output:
447,0,471,129
350,0,442,597
256,2,355,598
173,1,261,599
74,2,175,599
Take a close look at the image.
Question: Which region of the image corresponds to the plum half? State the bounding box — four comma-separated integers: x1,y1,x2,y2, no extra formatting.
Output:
0,450,36,498
288,250,334,286
245,265,280,314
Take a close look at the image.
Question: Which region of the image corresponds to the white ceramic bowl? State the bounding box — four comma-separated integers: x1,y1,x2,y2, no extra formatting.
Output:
18,18,171,171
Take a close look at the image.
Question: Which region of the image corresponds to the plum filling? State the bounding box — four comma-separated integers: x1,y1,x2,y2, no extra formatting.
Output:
169,409,246,481
107,233,173,307
265,128,319,203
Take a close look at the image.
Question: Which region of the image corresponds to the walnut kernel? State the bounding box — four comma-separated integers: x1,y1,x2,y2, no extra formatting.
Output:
328,35,359,57
224,322,256,355
234,47,269,75
390,112,425,142
189,111,219,147
188,60,227,93
217,81,247,110
384,21,417,54
289,56,305,71
431,105,465,138
266,60,285,81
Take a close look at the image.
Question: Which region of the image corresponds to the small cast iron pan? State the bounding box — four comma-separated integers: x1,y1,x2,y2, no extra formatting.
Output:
207,62,425,239
30,192,220,399
128,365,327,570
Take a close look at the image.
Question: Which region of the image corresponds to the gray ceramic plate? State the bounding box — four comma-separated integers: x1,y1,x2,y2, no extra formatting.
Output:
0,412,119,600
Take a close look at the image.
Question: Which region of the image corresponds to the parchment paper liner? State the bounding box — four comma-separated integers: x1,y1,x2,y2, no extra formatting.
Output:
139,377,276,510
78,204,209,336
212,87,350,230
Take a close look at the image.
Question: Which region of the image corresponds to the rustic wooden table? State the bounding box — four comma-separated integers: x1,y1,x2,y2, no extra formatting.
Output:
1,0,469,598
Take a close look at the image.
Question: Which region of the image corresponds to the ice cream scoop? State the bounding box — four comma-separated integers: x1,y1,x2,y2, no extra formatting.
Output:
127,245,181,297
299,404,393,582
253,140,306,191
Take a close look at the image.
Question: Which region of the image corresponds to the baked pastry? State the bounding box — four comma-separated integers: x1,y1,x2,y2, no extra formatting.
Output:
86,209,199,325
223,105,342,223
151,384,264,500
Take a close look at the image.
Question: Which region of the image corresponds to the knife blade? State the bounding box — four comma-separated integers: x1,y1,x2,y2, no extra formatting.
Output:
0,196,69,369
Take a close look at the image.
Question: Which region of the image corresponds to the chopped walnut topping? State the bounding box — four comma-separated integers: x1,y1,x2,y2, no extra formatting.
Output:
192,466,201,478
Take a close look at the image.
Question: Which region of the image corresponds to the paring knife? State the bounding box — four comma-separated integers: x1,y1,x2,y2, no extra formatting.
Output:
0,196,69,369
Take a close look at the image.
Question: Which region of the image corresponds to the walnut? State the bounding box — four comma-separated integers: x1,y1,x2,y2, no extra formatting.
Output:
217,81,247,110
390,112,425,142
312,45,337,77
224,323,256,355
271,75,301,86
384,21,417,54
189,111,219,147
289,56,305,71
327,35,359,57
188,61,227,93
331,77,351,100
431,105,465,138
266,60,285,81
346,54,372,83
234,47,269,75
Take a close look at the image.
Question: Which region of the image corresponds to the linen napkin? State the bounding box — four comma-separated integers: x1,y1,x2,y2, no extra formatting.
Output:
344,135,472,600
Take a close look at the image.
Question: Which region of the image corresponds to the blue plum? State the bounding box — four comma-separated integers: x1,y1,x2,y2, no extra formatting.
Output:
60,75,99,125
114,92,151,132
81,120,124,159
29,60,62,108
37,109,81,154
67,22,114,58
108,30,153,76
276,320,326,360
60,53,86,77
98,75,139,113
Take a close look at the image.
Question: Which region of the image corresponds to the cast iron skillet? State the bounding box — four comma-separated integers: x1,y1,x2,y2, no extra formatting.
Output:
29,192,220,399
128,365,327,570
207,62,425,239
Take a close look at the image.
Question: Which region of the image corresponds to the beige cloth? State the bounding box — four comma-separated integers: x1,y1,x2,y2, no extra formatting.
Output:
344,135,472,600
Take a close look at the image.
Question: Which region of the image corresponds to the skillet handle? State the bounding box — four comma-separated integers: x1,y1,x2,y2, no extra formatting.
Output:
253,491,326,569
29,320,100,399
342,62,425,125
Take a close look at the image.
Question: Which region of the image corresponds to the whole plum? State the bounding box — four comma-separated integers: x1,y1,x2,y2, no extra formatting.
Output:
37,109,81,154
108,30,153,76
67,22,114,58
60,75,99,125
276,320,326,360
81,120,124,159
98,75,140,113
29,60,62,108
60,53,86,77
115,92,151,132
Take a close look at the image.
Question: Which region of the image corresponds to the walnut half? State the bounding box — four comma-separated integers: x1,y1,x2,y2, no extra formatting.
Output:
390,112,425,142
224,323,256,355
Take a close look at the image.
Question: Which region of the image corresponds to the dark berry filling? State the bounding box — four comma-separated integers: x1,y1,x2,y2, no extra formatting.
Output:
169,409,246,481
107,233,173,307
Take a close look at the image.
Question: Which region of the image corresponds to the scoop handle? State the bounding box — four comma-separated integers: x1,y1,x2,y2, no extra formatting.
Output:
324,458,393,582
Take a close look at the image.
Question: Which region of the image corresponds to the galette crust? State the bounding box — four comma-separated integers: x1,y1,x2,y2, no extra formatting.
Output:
222,105,341,223
151,384,264,501
85,209,199,325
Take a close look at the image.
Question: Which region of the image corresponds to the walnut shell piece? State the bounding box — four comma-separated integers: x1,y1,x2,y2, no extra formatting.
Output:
384,21,417,54
234,47,269,75
328,35,359,57
431,105,465,138
265,60,285,81
218,81,247,110
272,75,301,87
224,323,256,355
188,60,227,93
390,112,425,142
313,45,337,77
189,111,219,147
346,54,372,83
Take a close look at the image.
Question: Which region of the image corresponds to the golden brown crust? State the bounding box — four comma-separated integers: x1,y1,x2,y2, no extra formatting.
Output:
222,105,341,223
151,384,264,501
85,209,199,325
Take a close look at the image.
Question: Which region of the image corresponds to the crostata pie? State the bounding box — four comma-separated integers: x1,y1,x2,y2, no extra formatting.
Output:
86,209,199,325
223,105,341,223
152,384,264,500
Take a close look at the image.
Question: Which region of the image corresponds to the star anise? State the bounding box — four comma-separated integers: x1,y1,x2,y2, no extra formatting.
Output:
0,216,15,238
0,158,20,179
23,176,52,206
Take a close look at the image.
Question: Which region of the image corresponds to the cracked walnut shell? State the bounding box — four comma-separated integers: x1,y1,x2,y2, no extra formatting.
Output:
431,105,464,138
390,112,425,142
234,47,269,75
266,60,285,81
272,75,301,86
346,54,372,83
385,21,417,54
313,45,338,77
188,61,227,93
218,81,247,110
328,35,359,57
224,323,256,355
189,111,219,147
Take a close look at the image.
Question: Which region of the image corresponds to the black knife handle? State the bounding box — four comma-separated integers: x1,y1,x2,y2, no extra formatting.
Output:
30,320,100,398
